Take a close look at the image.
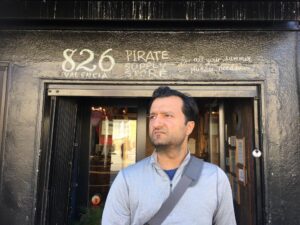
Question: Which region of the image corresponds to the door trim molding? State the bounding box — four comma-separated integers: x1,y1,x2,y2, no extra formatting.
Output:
47,83,259,98
37,80,265,225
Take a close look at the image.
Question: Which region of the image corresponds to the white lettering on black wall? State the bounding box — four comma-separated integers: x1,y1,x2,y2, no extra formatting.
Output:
59,48,255,80
124,50,169,78
61,49,115,78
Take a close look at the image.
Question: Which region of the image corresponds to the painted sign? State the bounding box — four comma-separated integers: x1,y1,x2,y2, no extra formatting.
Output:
62,48,115,79
124,50,170,78
60,48,256,80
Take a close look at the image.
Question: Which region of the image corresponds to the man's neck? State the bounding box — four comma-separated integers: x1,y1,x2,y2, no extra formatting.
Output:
156,147,188,170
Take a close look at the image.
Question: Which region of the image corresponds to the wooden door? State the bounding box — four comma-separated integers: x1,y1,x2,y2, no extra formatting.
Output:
224,98,256,225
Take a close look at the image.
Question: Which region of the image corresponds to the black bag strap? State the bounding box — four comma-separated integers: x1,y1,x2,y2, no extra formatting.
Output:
145,156,204,225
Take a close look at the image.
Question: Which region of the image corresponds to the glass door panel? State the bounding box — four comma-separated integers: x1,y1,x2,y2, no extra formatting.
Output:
89,105,137,199
70,103,138,225
188,100,220,164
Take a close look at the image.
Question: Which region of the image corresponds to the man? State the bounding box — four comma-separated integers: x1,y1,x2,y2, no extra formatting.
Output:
102,86,236,225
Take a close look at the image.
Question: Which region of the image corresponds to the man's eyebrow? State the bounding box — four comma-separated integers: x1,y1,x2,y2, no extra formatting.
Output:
149,111,174,115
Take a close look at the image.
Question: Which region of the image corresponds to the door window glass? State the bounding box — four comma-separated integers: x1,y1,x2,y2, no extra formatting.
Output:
71,105,137,225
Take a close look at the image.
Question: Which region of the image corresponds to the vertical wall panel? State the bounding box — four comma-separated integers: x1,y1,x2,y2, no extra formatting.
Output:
0,63,8,189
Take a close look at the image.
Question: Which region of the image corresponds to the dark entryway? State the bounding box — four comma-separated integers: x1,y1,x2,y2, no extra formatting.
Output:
36,84,263,225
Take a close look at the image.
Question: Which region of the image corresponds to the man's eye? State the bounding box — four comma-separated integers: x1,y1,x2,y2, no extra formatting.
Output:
163,114,173,118
148,115,156,120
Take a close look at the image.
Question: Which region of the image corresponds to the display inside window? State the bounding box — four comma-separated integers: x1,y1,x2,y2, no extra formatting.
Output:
71,105,137,225
89,105,137,202
192,104,220,165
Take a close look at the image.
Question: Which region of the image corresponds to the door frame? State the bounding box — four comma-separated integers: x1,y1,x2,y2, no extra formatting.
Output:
35,80,265,225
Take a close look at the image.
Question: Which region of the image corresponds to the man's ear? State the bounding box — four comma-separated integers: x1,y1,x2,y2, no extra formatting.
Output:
186,121,195,136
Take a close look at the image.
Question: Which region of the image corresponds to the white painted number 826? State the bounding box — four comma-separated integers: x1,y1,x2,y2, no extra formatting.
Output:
62,48,115,72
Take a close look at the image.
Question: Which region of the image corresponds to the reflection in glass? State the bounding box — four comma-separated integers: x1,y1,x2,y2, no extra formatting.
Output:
90,105,137,204
71,105,137,225
209,108,220,165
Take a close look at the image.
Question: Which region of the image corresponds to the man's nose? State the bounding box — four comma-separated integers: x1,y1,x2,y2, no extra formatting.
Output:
150,115,164,128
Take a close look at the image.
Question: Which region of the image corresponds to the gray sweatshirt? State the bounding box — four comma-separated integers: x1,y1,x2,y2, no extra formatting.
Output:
102,152,237,225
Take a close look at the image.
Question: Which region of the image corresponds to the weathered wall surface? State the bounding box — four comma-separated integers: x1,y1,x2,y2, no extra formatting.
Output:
0,30,299,225
0,59,41,224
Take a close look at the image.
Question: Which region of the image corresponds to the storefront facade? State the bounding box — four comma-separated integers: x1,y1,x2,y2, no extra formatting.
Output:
0,1,299,225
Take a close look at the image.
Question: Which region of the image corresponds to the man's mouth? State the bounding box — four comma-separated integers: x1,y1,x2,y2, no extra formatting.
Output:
153,130,165,135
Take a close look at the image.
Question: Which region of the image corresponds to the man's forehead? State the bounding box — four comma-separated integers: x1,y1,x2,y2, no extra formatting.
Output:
150,96,183,111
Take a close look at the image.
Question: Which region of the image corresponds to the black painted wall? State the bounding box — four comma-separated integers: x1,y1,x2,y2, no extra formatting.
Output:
0,30,299,225
0,0,299,21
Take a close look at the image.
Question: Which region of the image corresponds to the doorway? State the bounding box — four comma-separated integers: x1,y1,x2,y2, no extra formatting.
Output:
37,84,263,225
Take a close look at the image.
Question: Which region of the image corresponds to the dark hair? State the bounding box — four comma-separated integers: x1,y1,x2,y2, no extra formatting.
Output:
150,86,199,123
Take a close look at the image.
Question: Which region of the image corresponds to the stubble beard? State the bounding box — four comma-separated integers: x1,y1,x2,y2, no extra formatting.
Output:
149,136,167,152
150,135,186,153
153,143,169,152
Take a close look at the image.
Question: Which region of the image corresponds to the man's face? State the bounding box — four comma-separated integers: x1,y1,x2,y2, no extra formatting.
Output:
149,96,195,151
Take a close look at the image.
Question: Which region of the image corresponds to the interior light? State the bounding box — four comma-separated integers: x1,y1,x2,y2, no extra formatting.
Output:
91,106,103,111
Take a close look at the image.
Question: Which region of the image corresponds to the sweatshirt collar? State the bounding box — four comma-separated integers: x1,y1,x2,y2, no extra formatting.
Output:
150,150,191,171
